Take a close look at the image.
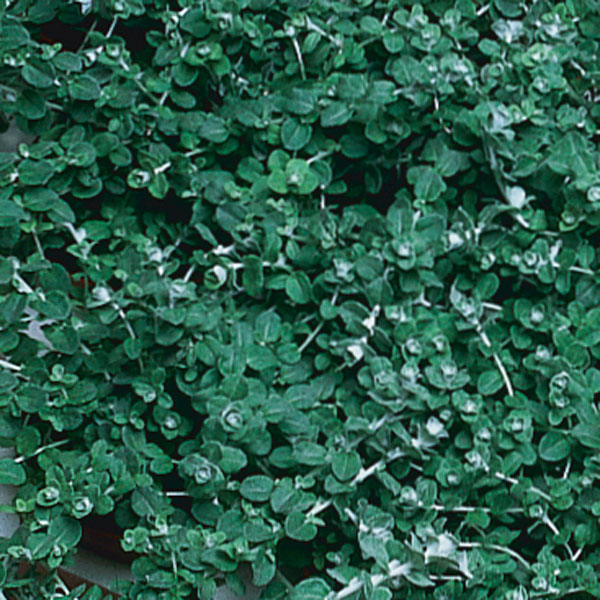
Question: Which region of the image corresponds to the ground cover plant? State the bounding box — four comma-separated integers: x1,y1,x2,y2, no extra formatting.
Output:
1,0,600,598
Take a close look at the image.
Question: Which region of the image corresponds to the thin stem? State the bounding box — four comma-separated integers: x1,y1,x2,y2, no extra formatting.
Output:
543,515,560,536
153,161,171,174
458,541,532,571
0,358,21,371
307,498,332,518
298,320,324,353
112,302,144,371
494,472,552,502
291,37,306,80
183,265,196,283
305,16,342,47
14,272,34,294
276,570,294,591
430,504,523,514
54,575,70,595
336,578,363,599
185,148,206,158
130,71,161,106
482,302,502,311
335,561,411,599
106,15,119,38
298,288,338,352
307,150,334,165
15,439,70,463
76,19,97,54
112,303,136,339
567,265,594,275
64,222,86,244
32,230,45,259
352,459,384,484
476,4,490,17
492,352,514,396
478,327,514,397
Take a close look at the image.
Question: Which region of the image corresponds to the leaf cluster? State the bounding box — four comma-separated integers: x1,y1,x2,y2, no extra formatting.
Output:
1,0,600,599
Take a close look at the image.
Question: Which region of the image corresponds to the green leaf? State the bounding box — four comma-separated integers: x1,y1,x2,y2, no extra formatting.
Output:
572,423,600,449
268,169,288,194
17,89,46,119
285,511,318,541
0,200,26,226
48,516,82,548
336,74,367,100
240,475,274,502
477,370,504,396
292,441,327,466
22,62,53,88
38,290,72,320
131,487,169,517
255,310,281,343
283,88,316,115
493,0,523,17
0,458,26,485
408,166,446,202
68,142,97,167
219,446,248,473
48,199,76,224
291,579,332,600
243,255,264,298
539,432,570,462
286,272,312,304
124,338,142,360
270,480,301,513
321,102,352,127
340,134,369,158
16,426,41,456
22,188,59,211
18,160,54,186
199,116,229,143
382,31,405,53
281,118,311,151
180,9,211,37
247,344,279,371
68,75,101,101
331,451,361,481
2,294,26,324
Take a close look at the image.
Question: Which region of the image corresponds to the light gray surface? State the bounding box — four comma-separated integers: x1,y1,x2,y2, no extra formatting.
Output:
0,119,35,152
0,448,18,538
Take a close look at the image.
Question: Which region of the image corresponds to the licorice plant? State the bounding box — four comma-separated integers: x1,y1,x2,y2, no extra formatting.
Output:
1,1,600,599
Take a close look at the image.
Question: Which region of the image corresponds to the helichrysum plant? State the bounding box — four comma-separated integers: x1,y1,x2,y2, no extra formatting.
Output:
1,1,600,599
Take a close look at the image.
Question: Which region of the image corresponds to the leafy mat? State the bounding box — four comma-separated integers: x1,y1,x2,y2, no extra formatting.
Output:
1,0,600,599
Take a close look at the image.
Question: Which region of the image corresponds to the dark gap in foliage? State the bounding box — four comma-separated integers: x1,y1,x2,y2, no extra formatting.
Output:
79,513,137,563
44,246,80,275
276,538,314,580
113,20,155,58
136,190,194,226
36,14,96,51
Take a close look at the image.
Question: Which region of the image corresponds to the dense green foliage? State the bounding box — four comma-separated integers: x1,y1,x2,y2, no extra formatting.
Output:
1,0,600,598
